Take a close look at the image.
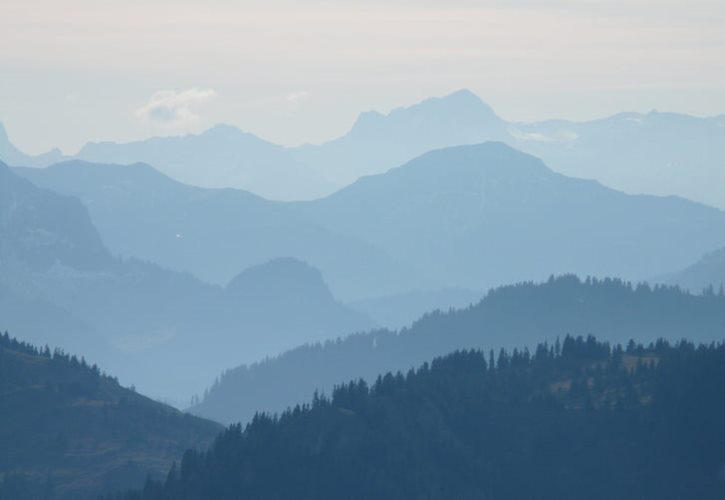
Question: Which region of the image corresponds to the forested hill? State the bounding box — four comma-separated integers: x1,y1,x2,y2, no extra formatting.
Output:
192,275,725,424
116,336,725,500
0,333,221,500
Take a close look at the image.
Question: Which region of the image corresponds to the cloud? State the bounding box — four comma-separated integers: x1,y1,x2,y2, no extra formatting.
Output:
286,90,310,103
136,88,216,127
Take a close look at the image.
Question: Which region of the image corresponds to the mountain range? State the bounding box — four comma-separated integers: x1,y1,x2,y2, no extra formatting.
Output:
9,141,725,405
3,90,724,209
7,137,725,408
0,162,373,400
16,143,725,302
75,124,333,201
295,143,725,291
14,160,427,300
191,275,725,425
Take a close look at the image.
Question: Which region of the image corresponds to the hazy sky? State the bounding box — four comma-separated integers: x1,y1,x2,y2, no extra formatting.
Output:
2,0,724,154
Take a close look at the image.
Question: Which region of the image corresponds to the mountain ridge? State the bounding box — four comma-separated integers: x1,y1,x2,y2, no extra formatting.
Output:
191,275,725,425
4,90,725,207
16,143,725,301
296,142,725,291
14,159,432,300
1,164,376,400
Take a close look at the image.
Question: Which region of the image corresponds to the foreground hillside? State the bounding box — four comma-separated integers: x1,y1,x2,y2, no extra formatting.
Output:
118,335,725,500
192,275,725,424
0,333,221,500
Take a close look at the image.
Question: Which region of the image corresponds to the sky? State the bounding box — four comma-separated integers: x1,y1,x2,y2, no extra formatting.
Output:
1,0,724,155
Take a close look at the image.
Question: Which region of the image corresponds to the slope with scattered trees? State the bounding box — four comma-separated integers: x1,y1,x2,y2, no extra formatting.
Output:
118,335,725,500
0,333,221,500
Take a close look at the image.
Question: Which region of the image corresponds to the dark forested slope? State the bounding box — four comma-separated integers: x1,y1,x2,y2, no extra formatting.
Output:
0,333,221,500
193,275,725,424
119,336,725,500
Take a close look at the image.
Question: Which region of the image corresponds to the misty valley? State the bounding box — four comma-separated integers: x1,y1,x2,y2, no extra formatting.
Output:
1,86,725,499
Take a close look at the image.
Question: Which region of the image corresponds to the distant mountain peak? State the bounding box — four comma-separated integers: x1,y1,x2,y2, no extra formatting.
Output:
400,88,497,116
204,123,246,137
348,111,386,134
447,88,478,99
346,90,502,142
435,88,491,107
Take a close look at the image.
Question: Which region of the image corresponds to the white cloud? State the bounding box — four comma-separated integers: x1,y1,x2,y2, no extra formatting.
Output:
286,90,310,103
136,88,216,127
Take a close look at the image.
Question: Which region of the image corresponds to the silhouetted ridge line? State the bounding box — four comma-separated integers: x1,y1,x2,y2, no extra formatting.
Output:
191,274,725,424
0,331,221,500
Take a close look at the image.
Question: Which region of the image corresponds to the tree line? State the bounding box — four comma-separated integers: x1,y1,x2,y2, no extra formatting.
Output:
116,334,725,500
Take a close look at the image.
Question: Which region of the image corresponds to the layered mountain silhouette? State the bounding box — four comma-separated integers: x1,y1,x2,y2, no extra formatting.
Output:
3,90,724,208
75,124,332,200
511,110,725,209
293,89,509,185
0,163,110,357
8,139,725,409
1,162,374,400
0,333,221,500
191,275,725,424
17,144,725,303
15,160,428,300
296,143,725,291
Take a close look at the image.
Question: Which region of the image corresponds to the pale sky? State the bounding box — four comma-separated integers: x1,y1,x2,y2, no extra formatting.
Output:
1,0,724,155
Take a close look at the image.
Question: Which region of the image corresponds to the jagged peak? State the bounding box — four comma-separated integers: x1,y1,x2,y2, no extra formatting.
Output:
348,89,499,136
349,111,385,131
394,89,495,116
